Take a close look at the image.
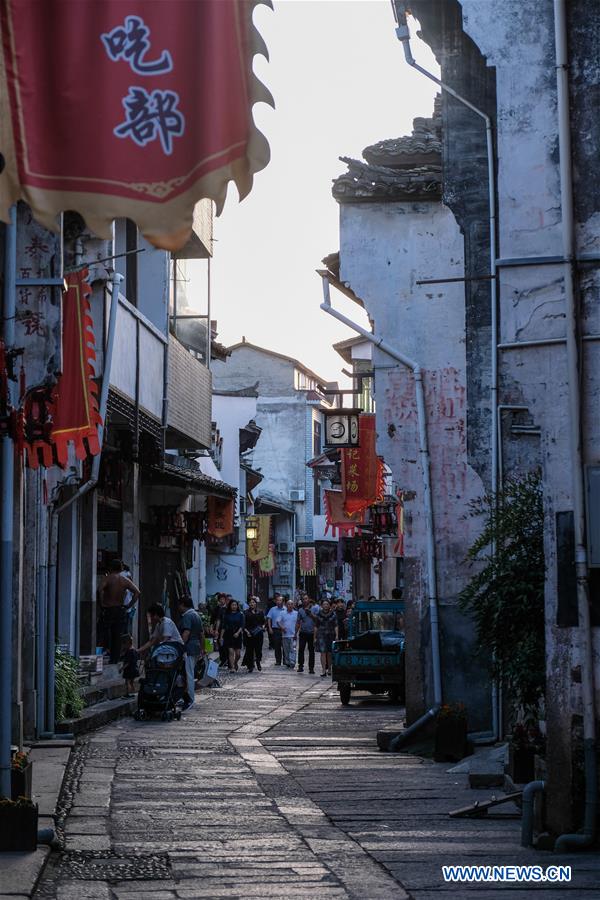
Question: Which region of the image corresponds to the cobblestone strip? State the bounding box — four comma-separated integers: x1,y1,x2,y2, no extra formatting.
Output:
228,683,411,900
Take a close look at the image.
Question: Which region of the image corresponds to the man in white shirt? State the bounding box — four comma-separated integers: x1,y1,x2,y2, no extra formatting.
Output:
278,600,298,669
266,595,285,666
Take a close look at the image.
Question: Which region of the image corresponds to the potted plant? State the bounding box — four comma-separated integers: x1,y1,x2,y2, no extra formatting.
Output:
0,796,38,852
434,703,468,762
508,721,545,784
11,750,32,801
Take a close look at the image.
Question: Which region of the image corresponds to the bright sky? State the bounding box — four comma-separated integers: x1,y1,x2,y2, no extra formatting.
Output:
210,0,438,383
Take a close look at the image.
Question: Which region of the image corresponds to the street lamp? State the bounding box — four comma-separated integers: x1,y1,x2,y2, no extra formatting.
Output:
245,516,258,541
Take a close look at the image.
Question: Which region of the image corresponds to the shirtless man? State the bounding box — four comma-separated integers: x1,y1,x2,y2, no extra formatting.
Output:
98,559,140,663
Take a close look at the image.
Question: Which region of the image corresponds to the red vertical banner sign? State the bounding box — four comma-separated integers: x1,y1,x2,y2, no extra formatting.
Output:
0,1,272,250
393,491,405,556
25,268,101,469
342,413,380,516
298,546,316,576
207,496,234,539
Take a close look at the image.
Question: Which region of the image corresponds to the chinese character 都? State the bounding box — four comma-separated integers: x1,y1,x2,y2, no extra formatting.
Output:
102,15,172,75
114,87,185,155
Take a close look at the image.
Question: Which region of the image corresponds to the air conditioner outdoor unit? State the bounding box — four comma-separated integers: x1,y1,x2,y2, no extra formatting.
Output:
289,489,305,502
276,541,293,554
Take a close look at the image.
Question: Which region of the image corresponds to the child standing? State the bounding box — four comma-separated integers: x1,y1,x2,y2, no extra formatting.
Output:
120,635,138,696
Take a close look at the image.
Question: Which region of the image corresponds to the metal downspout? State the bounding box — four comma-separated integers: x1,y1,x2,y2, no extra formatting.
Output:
392,5,500,742
522,780,546,847
553,0,597,852
320,276,442,720
0,206,17,797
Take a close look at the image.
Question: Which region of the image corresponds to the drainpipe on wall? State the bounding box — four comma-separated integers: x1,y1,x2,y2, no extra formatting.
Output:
320,276,442,730
392,3,500,742
0,206,17,797
552,0,597,852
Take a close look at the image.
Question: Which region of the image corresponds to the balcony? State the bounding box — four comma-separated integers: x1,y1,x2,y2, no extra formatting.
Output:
174,199,213,260
104,291,166,424
166,335,212,450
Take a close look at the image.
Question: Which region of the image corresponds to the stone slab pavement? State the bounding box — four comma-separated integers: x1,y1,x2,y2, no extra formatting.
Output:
28,654,599,900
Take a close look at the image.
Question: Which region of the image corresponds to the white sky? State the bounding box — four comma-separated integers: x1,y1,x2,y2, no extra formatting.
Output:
210,0,438,383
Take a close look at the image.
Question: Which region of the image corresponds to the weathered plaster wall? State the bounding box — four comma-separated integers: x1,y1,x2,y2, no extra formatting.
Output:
340,199,491,728
412,0,600,830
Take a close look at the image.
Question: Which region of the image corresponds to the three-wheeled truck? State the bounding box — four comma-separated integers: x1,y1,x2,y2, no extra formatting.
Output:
332,600,405,706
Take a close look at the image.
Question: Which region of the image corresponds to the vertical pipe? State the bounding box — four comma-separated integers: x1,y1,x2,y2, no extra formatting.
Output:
35,469,47,734
0,206,16,797
207,257,211,370
553,0,596,851
44,508,57,735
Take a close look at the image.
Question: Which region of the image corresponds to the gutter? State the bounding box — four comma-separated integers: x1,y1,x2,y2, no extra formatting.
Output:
320,275,442,719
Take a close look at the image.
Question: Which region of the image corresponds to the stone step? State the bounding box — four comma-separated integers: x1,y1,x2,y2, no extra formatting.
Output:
82,676,140,708
56,696,136,736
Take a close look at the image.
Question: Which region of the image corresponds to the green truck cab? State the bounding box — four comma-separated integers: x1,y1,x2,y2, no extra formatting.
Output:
332,601,405,706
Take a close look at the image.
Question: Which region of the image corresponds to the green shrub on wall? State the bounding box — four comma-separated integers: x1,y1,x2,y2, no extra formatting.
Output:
55,646,84,722
459,472,545,721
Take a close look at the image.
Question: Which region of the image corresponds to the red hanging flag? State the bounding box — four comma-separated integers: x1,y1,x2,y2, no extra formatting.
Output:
298,546,316,577
324,489,365,538
26,268,101,469
0,0,272,250
342,414,380,517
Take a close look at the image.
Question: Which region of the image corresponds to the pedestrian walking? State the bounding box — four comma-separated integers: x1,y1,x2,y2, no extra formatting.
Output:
278,600,298,668
243,596,265,672
314,599,338,677
220,599,245,671
211,593,229,667
120,634,138,696
295,595,316,673
177,598,204,709
97,559,141,663
334,598,347,640
266,594,284,665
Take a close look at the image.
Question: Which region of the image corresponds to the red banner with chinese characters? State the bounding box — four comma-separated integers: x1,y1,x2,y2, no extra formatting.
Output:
207,496,234,539
342,414,382,516
0,1,271,250
298,546,316,576
324,490,365,538
25,268,101,469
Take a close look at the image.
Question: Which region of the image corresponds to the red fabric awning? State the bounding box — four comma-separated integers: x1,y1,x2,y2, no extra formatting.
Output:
0,0,272,250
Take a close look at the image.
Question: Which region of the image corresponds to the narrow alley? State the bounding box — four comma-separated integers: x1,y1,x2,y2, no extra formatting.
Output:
33,660,597,900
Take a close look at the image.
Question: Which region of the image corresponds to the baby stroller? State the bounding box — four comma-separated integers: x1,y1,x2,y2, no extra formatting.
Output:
134,641,186,721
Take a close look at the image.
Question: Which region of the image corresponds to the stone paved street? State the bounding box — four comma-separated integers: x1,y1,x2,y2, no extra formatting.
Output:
32,656,599,900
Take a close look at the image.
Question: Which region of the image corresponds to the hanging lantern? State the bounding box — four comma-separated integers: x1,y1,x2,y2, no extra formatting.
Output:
323,408,360,449
245,516,258,541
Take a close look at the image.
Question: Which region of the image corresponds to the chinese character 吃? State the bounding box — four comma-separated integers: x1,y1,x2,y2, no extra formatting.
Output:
102,15,172,75
114,87,185,155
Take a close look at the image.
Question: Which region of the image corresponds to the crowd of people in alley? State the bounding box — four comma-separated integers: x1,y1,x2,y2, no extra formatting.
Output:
210,591,355,677
96,559,359,711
